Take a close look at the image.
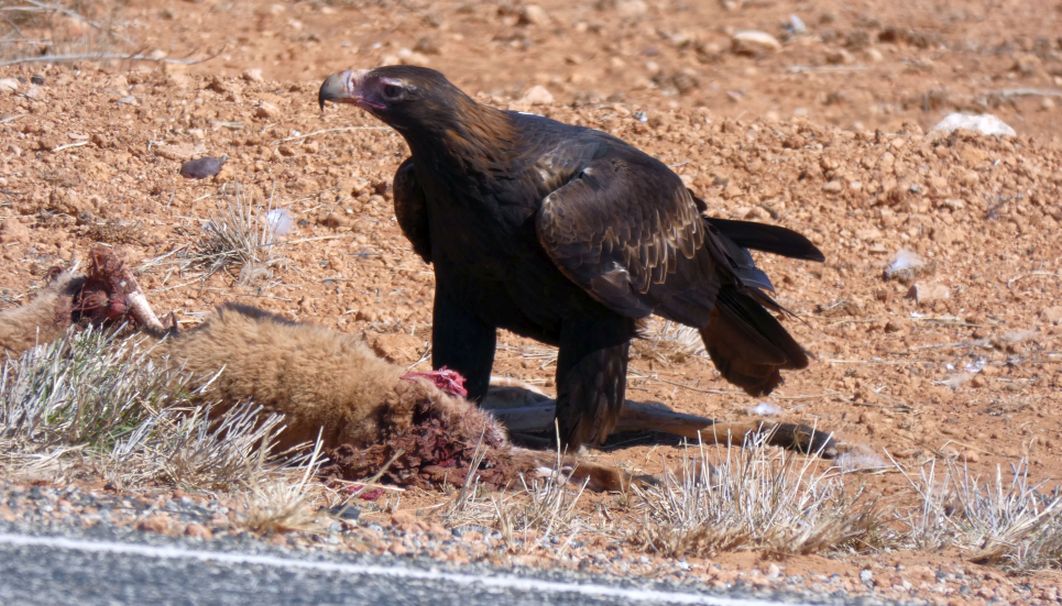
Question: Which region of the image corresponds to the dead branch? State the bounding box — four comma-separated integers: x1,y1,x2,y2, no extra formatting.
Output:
0,47,223,68
1,1,133,43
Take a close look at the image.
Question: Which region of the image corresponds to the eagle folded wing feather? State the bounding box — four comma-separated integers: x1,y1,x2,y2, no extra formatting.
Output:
536,158,705,318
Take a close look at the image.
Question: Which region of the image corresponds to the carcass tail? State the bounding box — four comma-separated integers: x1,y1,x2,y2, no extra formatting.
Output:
700,285,809,397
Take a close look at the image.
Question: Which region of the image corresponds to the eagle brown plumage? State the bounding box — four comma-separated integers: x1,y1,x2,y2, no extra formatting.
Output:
320,66,826,449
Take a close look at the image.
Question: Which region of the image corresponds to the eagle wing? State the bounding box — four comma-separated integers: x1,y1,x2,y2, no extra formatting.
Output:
535,152,716,327
393,157,431,263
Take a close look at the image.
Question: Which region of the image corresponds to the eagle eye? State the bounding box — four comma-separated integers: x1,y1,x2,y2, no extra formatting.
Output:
381,83,405,101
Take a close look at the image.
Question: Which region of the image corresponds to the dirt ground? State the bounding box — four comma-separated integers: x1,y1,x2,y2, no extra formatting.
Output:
1,0,1061,603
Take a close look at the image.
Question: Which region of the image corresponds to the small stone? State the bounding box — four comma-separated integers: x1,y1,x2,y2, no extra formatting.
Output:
254,100,281,119
317,212,349,229
731,30,782,56
0,218,29,244
519,85,554,106
786,14,807,36
822,180,843,193
155,142,204,161
908,282,950,304
184,523,213,539
412,37,441,55
179,155,227,179
860,568,874,587
864,47,884,62
136,514,171,533
825,48,854,64
30,74,45,85
0,78,19,93
884,248,927,284
1042,306,1062,324
615,0,648,18
242,68,265,83
931,113,1016,137
518,4,550,26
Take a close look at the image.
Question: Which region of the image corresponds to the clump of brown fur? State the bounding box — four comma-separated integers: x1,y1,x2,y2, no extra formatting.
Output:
158,303,508,453
0,268,84,356
158,304,632,491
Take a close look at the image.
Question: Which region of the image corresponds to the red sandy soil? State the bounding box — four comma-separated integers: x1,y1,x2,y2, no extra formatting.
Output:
1,1,1060,603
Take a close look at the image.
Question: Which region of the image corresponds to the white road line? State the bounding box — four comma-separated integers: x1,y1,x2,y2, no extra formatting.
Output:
0,532,809,606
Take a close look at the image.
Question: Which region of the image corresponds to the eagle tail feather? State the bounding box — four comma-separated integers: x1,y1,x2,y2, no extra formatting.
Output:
706,218,825,262
700,286,809,397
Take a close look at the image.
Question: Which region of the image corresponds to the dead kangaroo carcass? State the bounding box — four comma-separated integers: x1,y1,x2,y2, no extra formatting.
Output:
0,248,839,491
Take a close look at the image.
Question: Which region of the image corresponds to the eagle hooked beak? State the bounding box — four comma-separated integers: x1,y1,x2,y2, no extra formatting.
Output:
318,69,368,110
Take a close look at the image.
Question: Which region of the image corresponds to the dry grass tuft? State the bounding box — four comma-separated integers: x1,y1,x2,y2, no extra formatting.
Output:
238,438,329,534
189,184,286,284
892,455,1062,571
0,327,289,490
0,1,130,64
632,318,706,364
442,440,591,553
633,435,880,558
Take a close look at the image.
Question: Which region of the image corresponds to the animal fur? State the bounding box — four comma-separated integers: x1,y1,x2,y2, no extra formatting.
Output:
0,265,634,491
0,268,84,357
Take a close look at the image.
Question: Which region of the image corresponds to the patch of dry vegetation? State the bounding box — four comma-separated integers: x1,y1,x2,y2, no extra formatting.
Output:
632,435,880,558
188,184,287,285
892,456,1062,571
1,327,1060,568
442,443,592,554
0,326,321,535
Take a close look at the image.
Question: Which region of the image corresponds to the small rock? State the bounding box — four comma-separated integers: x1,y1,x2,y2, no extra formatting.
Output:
184,523,213,540
864,47,884,62
1042,306,1062,324
242,68,265,83
266,208,294,238
30,74,45,85
825,48,854,64
822,180,843,193
412,37,441,55
884,248,927,284
931,113,1016,137
731,30,782,56
317,212,349,229
519,85,554,106
254,100,281,119
908,282,950,304
786,14,807,36
179,155,227,179
518,4,550,26
0,219,30,244
860,568,874,587
137,514,171,533
615,0,648,18
155,142,204,161
747,402,783,416
0,78,18,93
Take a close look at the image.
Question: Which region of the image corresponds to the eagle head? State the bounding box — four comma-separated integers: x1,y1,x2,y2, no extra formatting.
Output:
318,65,469,134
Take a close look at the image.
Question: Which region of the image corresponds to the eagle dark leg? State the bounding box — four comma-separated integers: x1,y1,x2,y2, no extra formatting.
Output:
555,314,636,450
431,287,496,402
